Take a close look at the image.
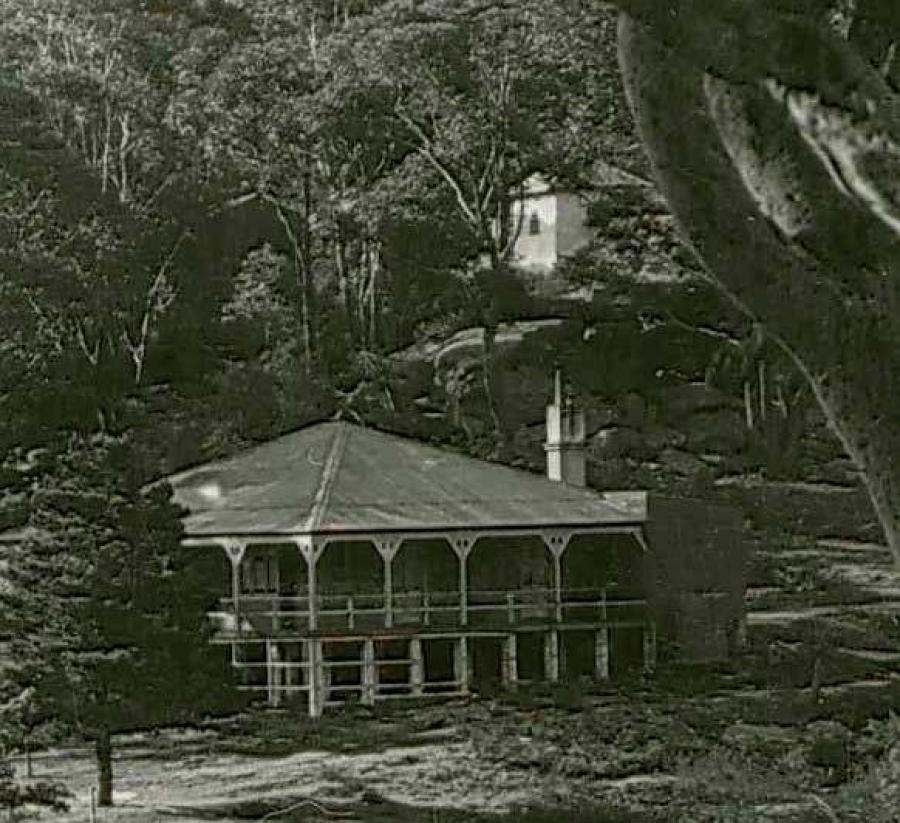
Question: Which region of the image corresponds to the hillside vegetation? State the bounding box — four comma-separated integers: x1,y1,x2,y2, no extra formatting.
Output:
1,1,898,820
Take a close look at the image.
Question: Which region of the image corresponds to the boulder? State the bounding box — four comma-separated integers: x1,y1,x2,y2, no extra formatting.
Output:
615,391,651,428
805,720,852,784
658,448,709,478
589,426,656,460
659,382,738,417
683,409,748,454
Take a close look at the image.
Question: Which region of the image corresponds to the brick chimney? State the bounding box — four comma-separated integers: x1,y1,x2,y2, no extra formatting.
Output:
545,369,586,486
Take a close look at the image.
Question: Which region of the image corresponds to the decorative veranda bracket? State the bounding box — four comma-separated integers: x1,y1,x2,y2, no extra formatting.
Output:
372,535,403,563
300,526,643,561
184,524,647,567
293,535,326,564
630,527,651,554
218,538,247,568
356,531,481,560
449,534,477,560
540,529,574,558
214,538,248,638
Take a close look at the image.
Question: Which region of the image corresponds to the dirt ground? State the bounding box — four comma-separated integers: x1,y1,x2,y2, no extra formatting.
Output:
13,671,900,823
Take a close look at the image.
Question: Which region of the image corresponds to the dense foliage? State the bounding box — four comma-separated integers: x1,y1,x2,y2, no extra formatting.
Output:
0,434,235,804
0,1,654,804
0,0,641,459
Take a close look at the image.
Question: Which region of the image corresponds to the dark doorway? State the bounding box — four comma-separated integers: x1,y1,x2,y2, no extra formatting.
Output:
277,547,303,594
561,630,595,680
516,632,544,683
423,639,455,691
472,637,503,690
610,626,645,677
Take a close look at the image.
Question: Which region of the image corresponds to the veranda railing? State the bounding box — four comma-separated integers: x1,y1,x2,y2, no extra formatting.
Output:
210,586,647,636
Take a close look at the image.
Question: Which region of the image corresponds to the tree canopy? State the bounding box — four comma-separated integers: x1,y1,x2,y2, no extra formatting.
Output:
0,0,637,455
0,434,234,806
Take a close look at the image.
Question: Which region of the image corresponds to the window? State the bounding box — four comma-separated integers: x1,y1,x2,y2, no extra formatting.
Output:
242,554,278,592
528,211,541,235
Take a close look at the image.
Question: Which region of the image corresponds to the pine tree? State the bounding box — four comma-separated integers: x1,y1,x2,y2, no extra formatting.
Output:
0,433,234,807
0,687,62,780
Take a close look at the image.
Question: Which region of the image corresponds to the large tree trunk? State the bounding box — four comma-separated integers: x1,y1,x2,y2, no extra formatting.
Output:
95,728,113,807
272,195,316,371
298,169,317,371
475,251,504,446
480,321,503,444
813,377,900,563
617,13,900,564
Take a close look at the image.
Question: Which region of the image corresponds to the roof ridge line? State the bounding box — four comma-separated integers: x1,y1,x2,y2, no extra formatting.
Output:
303,423,350,534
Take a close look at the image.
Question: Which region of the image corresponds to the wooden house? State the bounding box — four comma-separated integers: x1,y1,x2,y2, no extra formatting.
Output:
169,375,746,716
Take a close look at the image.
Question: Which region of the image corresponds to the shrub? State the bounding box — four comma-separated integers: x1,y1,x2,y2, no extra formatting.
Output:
0,757,70,821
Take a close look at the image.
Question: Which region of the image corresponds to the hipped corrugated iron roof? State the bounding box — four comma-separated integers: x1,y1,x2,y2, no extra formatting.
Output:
168,422,642,538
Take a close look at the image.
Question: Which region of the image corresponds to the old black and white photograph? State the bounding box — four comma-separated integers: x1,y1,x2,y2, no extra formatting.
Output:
0,0,898,820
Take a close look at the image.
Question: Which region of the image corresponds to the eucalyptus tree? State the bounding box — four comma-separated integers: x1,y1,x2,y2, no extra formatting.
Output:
334,0,630,440
0,78,217,438
0,0,249,434
169,0,399,374
613,0,900,561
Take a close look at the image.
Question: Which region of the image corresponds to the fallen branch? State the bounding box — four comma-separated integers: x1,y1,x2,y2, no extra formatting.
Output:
806,793,839,823
259,796,356,820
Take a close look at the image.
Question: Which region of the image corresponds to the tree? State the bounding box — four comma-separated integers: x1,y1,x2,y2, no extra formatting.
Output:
1,0,399,452
614,0,900,562
0,81,192,432
187,32,322,367
333,0,629,442
0,434,233,807
0,4,251,441
707,325,815,479
0,688,62,780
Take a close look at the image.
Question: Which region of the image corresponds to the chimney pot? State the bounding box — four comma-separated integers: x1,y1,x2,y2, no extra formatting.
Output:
545,370,586,486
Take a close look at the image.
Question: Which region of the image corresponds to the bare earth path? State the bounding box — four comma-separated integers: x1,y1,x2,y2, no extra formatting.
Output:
25,731,568,822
